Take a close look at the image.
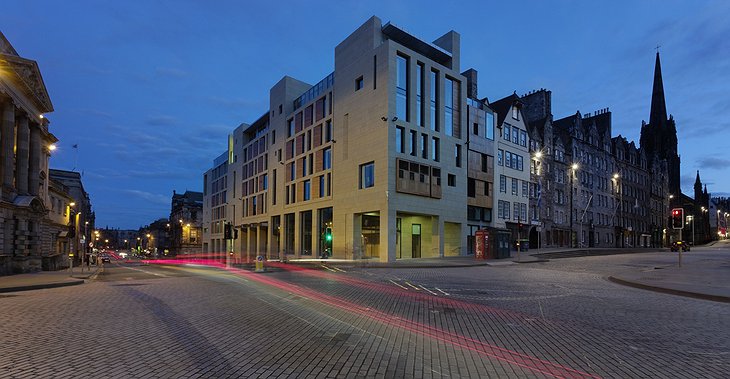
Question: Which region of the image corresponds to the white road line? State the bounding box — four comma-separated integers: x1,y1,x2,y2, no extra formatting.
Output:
320,265,337,272
332,266,347,272
419,285,438,295
405,281,421,290
121,266,168,277
435,287,450,296
389,280,408,290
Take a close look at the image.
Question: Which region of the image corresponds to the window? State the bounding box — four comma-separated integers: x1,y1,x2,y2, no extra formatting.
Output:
323,148,332,169
396,55,408,121
512,178,518,195
500,175,506,193
325,120,332,142
486,112,495,140
302,156,308,176
455,144,462,167
355,76,364,91
504,125,511,141
417,62,424,126
512,127,518,144
430,70,438,131
481,153,489,173
522,181,528,197
410,130,417,156
497,149,503,166
473,122,479,136
431,137,440,162
421,133,428,159
396,127,404,153
520,130,527,147
516,155,523,171
444,78,454,136
360,162,375,189
304,180,311,201
512,106,519,120
288,119,295,137
448,174,456,187
468,178,476,197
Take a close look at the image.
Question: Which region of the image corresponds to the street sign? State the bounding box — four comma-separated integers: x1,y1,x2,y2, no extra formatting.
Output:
256,255,264,262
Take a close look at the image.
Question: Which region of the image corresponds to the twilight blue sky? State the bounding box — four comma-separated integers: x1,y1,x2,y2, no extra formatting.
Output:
2,1,729,229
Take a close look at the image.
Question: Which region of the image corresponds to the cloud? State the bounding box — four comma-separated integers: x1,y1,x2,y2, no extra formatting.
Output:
146,115,177,126
121,189,169,205
697,157,730,170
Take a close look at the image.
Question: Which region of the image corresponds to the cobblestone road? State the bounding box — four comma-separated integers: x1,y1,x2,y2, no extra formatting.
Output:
1,252,728,378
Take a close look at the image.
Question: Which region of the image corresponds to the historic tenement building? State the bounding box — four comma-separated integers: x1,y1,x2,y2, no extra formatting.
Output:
170,190,203,255
1,32,60,274
49,169,94,266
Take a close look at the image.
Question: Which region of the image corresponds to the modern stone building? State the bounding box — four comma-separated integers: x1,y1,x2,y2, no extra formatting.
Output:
1,32,60,274
203,17,470,262
170,190,203,255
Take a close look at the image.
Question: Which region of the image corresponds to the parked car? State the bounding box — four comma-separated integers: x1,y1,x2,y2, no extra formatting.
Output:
670,241,690,252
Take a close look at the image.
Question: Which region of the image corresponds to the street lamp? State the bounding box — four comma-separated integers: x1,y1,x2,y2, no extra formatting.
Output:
570,163,579,248
612,173,622,248
686,215,695,246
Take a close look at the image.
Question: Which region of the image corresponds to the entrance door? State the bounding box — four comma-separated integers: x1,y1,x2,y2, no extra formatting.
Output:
412,224,421,258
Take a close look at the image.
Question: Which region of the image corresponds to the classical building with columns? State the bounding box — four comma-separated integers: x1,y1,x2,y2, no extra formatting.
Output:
0,31,59,274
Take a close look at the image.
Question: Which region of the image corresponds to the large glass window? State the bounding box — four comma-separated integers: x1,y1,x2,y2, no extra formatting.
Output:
300,211,312,255
410,130,417,156
360,162,375,189
396,55,408,121
416,63,424,126
430,70,438,131
323,147,332,169
486,112,495,140
431,137,439,162
303,180,311,201
444,78,454,136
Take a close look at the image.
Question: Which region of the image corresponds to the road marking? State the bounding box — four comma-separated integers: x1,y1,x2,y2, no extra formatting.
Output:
121,266,168,277
331,266,347,273
320,265,337,272
435,287,450,296
405,281,421,290
389,280,408,290
419,285,438,295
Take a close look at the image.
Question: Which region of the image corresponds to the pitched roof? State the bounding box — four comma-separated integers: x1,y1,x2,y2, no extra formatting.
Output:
488,93,521,126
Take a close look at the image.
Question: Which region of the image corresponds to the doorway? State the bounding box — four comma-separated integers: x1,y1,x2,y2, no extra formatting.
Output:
411,224,421,258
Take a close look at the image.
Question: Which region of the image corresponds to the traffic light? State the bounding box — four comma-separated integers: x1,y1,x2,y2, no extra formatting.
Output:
324,227,332,243
671,208,684,229
224,222,232,239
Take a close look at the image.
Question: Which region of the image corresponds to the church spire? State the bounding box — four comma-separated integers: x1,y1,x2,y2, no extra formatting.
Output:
649,51,668,128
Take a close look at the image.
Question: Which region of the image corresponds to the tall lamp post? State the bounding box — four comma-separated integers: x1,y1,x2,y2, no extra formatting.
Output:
687,215,695,247
569,163,579,248
612,173,621,248
533,151,543,253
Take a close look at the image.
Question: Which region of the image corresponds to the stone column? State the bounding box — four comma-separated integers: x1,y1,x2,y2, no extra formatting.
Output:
15,114,30,194
28,123,41,196
1,100,16,200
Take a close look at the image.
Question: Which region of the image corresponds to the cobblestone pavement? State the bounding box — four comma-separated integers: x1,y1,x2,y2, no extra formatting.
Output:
1,253,728,378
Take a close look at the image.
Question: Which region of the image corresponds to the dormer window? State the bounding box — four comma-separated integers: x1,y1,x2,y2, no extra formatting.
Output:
512,106,520,120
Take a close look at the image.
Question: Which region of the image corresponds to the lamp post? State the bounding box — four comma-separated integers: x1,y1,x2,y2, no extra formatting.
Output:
612,173,621,248
570,163,578,248
686,215,695,246
534,151,543,253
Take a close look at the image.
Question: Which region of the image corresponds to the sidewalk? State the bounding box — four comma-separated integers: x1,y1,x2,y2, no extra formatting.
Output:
0,266,102,293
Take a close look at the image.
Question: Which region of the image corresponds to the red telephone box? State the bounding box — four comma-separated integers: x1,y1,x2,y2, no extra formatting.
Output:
475,230,491,259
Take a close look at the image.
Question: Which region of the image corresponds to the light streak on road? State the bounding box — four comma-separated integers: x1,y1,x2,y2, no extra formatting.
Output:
144,258,601,378
389,280,408,290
